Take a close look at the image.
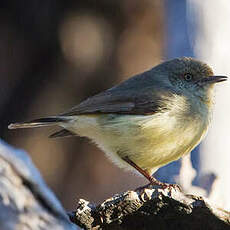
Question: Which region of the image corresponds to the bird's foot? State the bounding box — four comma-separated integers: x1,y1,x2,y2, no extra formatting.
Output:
160,183,182,191
121,156,182,192
148,176,182,191
136,179,181,192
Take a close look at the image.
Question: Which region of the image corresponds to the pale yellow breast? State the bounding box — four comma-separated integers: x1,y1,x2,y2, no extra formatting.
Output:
61,95,210,175
98,112,208,174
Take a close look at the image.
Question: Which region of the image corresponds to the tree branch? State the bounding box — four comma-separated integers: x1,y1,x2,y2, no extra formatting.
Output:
69,185,230,230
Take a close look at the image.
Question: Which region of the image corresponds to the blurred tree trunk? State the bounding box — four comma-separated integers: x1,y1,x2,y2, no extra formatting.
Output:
0,140,77,230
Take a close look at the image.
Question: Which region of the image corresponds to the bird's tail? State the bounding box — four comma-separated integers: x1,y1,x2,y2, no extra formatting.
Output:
8,116,69,129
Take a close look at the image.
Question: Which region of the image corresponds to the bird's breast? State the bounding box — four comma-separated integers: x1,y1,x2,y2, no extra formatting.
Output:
94,108,209,173
62,95,211,174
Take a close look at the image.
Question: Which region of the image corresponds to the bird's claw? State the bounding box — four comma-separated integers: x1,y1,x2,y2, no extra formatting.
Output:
160,183,182,191
136,182,182,192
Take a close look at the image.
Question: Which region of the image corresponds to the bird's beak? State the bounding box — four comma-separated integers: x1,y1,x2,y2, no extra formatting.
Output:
196,76,228,86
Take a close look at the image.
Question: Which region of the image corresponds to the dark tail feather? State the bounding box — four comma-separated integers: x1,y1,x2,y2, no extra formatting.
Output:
8,116,69,129
49,129,75,138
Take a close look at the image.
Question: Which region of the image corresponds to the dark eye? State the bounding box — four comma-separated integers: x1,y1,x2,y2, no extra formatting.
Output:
184,73,193,81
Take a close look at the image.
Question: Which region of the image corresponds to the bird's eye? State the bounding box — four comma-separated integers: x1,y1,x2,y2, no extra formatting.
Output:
184,74,193,81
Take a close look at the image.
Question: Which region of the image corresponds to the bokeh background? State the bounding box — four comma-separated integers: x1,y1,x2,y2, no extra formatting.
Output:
1,0,230,210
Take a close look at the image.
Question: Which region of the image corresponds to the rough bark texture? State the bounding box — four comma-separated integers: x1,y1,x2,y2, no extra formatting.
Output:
69,185,230,230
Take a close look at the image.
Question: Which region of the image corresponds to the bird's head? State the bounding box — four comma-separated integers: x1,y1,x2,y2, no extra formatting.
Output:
156,57,227,105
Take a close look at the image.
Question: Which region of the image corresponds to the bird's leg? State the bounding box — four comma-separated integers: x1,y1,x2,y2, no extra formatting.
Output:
122,156,164,186
122,156,181,190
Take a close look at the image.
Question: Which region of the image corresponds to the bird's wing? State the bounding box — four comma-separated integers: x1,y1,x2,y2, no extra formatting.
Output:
61,69,173,116
61,87,170,116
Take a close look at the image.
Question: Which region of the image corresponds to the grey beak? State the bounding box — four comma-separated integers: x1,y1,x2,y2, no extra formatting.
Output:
197,76,228,86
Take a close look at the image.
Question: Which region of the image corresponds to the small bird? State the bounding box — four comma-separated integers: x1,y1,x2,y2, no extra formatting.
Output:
8,57,227,188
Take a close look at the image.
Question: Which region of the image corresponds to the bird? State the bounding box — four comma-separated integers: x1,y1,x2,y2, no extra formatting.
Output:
8,57,227,188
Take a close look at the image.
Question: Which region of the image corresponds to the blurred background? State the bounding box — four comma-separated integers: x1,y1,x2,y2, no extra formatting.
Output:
1,0,229,210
